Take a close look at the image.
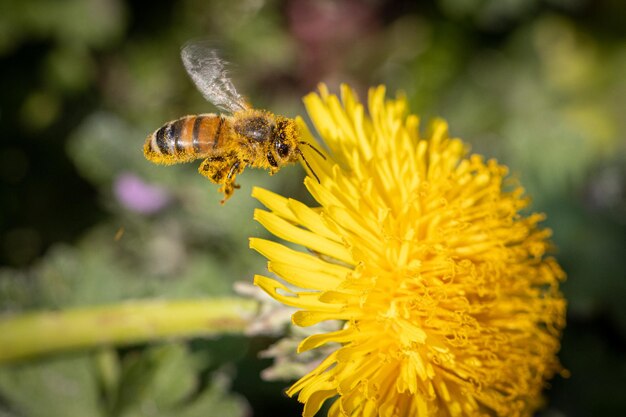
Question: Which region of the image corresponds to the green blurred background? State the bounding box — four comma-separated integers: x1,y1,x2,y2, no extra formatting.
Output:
0,0,624,416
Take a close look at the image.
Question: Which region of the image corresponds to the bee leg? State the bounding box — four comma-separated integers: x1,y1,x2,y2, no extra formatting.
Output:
198,156,234,203
227,161,241,180
219,161,246,203
266,151,278,175
199,156,247,204
199,156,227,183
219,183,236,204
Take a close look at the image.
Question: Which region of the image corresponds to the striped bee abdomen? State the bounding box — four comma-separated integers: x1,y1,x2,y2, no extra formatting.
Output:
144,114,231,165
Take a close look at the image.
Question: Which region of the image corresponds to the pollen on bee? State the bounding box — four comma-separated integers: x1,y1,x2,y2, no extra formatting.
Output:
143,139,176,165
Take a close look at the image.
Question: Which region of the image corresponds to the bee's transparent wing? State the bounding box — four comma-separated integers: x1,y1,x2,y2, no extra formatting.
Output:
181,42,248,113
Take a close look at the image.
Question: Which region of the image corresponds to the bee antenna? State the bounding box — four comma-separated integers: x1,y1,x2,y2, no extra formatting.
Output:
296,148,321,184
299,141,326,160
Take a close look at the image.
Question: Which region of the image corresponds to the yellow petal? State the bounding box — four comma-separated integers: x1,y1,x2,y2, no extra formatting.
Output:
249,238,351,279
254,209,354,265
251,187,298,223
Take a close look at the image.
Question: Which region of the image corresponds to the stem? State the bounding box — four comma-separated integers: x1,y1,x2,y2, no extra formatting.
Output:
0,298,258,363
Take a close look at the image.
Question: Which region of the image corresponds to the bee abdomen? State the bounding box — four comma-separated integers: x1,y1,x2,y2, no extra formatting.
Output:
144,114,225,165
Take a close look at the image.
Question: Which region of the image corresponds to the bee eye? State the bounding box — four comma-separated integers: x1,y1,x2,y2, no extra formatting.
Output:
276,142,290,158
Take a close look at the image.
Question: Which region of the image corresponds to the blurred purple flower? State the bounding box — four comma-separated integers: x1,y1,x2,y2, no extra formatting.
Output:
287,0,378,87
114,173,170,214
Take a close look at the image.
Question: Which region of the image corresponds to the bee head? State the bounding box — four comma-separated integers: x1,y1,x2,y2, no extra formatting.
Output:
269,116,325,182
270,117,299,166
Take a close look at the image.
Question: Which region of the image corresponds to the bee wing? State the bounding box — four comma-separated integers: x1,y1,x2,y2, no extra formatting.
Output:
181,42,249,114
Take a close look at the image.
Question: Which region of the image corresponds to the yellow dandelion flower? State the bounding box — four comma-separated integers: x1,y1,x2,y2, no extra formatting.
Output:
250,84,566,417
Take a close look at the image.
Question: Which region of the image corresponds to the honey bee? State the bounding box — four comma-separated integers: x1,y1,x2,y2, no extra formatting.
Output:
144,42,323,203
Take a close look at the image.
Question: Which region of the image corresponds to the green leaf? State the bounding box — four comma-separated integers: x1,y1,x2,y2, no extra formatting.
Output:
114,344,199,416
0,354,104,417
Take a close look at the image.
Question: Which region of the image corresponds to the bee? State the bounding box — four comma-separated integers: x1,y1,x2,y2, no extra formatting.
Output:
144,42,323,203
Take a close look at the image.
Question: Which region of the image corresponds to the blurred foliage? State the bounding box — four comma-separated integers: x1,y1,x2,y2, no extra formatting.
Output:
0,344,248,417
0,0,624,416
